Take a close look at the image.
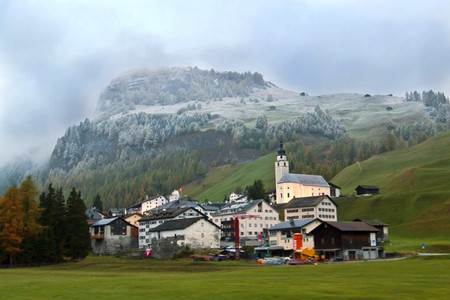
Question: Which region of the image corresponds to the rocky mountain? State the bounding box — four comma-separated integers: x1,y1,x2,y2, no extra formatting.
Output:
1,67,449,207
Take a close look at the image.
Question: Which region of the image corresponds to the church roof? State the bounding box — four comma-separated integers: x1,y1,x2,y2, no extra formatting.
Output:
278,173,330,187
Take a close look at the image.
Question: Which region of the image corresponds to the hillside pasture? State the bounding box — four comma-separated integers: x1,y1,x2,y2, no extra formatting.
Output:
0,256,449,299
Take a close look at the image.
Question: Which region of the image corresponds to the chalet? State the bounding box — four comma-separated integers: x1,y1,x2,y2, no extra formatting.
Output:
124,212,143,227
283,195,338,221
275,141,330,204
261,218,322,257
90,217,138,255
310,221,383,261
354,219,389,242
229,192,247,202
212,199,279,245
328,182,342,198
138,207,207,249
148,217,220,250
127,195,168,214
355,185,380,196
108,208,127,217
85,207,105,225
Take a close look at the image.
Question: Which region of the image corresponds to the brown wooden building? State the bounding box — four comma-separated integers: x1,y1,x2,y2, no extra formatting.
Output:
310,221,384,261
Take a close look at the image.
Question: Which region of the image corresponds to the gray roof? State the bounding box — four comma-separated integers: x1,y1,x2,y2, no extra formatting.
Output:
139,207,200,222
91,217,119,227
353,219,388,226
267,218,317,231
213,199,267,216
278,173,330,187
356,185,379,190
149,197,201,212
284,195,337,209
148,217,219,232
325,221,379,232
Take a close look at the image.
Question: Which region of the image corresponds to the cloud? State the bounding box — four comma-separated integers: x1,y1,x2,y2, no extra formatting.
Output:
1,0,450,165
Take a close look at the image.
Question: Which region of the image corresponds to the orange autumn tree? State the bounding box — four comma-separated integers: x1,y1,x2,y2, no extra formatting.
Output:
0,185,24,266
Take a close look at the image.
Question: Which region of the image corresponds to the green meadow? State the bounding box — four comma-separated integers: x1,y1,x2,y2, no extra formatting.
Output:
0,256,449,299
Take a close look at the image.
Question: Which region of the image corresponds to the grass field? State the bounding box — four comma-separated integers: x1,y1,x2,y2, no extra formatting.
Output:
185,153,276,201
0,256,449,299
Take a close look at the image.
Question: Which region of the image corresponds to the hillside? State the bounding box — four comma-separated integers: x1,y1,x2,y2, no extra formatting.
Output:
332,130,450,245
1,67,449,208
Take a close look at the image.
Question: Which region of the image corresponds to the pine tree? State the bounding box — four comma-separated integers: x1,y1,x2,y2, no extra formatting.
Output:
92,193,103,213
65,188,90,260
38,184,66,263
0,185,24,266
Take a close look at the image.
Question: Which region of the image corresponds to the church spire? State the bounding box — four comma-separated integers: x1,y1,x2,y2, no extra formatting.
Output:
277,140,286,156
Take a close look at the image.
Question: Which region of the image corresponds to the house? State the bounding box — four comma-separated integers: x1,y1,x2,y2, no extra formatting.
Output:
229,192,247,202
85,207,105,225
354,219,389,242
148,217,220,250
108,208,127,217
328,182,342,198
127,195,168,214
283,195,338,221
275,141,330,204
138,207,207,249
310,221,383,261
355,185,380,196
261,218,322,257
124,212,143,227
211,199,279,245
90,217,138,255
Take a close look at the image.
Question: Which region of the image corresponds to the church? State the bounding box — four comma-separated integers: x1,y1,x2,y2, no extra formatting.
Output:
275,141,331,204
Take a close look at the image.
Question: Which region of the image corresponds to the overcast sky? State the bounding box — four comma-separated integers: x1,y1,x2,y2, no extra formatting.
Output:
1,0,450,166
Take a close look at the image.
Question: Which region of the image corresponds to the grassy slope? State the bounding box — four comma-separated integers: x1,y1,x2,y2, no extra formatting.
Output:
185,153,276,201
0,256,449,299
332,130,450,247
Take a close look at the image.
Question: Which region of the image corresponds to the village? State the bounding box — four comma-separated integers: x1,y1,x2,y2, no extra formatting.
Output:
87,142,388,262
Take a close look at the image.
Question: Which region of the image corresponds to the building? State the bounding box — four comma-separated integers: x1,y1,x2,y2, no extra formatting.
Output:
328,182,342,198
263,218,323,256
127,195,168,214
212,199,279,244
354,219,389,242
275,141,330,204
138,207,206,249
90,217,138,255
148,217,220,250
283,195,338,221
310,221,383,261
355,185,380,196
124,212,143,227
85,207,105,225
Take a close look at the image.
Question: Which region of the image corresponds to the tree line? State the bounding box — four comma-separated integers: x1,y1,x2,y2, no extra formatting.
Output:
0,176,90,266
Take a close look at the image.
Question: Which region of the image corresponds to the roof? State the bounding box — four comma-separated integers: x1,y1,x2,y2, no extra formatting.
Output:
213,199,272,217
140,207,197,222
278,173,329,187
355,185,379,190
323,221,379,232
284,195,337,209
149,217,219,232
353,219,388,226
91,217,119,227
148,197,201,212
328,182,341,189
267,218,318,231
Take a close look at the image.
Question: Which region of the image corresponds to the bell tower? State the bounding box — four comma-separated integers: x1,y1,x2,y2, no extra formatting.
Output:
275,141,289,200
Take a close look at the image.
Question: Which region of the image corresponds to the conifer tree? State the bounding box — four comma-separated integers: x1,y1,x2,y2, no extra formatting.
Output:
38,184,66,262
0,185,24,266
93,193,103,213
65,188,90,260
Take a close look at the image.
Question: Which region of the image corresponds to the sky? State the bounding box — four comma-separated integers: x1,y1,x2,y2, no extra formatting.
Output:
1,0,450,166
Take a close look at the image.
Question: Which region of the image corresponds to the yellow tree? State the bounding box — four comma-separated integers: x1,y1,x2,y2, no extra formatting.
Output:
0,185,24,266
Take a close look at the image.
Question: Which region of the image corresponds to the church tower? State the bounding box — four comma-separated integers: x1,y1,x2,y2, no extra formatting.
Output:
275,141,289,200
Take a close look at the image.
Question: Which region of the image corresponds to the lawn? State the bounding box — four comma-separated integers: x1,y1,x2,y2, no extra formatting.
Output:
0,256,449,299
